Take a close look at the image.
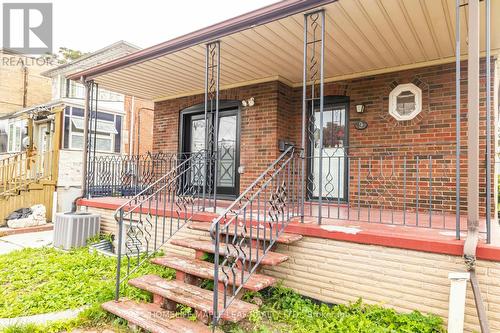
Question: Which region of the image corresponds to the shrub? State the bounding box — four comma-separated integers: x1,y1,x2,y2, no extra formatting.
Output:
242,286,445,333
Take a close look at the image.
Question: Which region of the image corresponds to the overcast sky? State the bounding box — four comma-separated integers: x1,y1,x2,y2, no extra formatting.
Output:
1,0,279,53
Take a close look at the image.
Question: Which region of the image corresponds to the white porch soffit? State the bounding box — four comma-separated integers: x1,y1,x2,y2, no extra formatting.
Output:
81,0,500,101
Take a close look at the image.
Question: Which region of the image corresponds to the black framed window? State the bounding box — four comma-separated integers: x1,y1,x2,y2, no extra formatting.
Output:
62,106,122,153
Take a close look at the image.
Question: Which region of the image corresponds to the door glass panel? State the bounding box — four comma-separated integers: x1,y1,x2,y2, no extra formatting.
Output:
217,115,237,188
191,118,206,186
312,105,346,199
191,119,206,153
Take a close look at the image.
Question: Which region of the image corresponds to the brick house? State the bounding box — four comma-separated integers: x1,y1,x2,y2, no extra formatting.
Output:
0,41,154,222
0,49,52,116
0,50,53,156
73,1,500,332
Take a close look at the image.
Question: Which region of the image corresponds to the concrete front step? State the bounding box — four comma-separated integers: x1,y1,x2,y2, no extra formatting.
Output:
151,255,276,291
102,298,217,333
170,238,289,266
128,275,258,322
188,222,303,244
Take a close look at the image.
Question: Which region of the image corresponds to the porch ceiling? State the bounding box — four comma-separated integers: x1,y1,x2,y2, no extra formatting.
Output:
74,0,500,101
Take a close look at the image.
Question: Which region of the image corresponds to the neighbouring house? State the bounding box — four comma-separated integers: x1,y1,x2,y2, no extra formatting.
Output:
0,49,53,156
71,1,500,332
0,41,154,224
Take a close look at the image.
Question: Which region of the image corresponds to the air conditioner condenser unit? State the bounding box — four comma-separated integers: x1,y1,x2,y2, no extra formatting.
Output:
54,212,100,250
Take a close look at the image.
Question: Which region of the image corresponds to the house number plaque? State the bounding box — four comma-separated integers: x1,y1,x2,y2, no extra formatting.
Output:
354,120,368,130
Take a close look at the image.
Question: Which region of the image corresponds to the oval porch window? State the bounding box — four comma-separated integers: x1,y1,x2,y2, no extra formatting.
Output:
389,83,422,121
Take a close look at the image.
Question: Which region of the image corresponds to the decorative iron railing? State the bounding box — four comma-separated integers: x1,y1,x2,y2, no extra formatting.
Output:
301,150,490,235
0,150,54,197
210,146,301,326
87,152,177,198
113,151,212,299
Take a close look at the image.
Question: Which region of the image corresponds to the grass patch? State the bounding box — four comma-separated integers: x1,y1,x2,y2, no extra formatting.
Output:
0,246,174,318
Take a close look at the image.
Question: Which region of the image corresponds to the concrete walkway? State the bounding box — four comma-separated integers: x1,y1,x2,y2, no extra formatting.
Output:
0,307,86,328
0,230,53,255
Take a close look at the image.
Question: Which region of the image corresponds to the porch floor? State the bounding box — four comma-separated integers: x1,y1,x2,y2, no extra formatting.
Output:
78,196,497,260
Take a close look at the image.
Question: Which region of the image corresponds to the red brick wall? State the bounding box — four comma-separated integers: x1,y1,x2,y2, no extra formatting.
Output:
124,96,154,155
153,60,496,219
153,81,282,190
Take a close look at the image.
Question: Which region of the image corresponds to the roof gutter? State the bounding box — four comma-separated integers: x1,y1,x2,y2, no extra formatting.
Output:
41,41,141,78
68,0,337,81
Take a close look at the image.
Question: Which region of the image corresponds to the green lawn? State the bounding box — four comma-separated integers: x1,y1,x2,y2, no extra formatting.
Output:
0,246,173,318
0,246,445,333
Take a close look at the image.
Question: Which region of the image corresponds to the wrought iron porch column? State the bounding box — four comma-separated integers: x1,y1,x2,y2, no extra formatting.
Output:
82,79,98,199
82,79,97,198
301,13,307,223
91,83,99,197
82,77,90,198
204,41,220,212
302,10,325,225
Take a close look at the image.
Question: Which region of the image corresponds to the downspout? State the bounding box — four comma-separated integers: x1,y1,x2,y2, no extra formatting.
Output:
136,107,154,156
132,107,153,195
462,1,490,332
137,107,141,156
129,97,135,155
463,0,480,274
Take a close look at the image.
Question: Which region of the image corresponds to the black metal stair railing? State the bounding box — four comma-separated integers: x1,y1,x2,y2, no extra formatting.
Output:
209,146,301,326
113,150,212,300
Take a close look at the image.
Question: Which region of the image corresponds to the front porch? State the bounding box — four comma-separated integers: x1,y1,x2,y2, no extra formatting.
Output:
71,0,500,331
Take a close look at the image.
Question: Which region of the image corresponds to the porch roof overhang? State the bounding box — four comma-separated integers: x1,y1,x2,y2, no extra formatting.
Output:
68,0,500,102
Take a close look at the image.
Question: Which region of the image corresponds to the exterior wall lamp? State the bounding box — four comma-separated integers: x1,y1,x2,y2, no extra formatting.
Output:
241,97,255,107
356,104,365,113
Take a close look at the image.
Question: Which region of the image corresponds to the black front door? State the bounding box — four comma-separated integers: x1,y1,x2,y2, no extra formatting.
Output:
182,106,240,198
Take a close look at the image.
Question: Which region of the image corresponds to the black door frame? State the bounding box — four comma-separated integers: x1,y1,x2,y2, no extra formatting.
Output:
306,95,350,202
179,100,241,199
